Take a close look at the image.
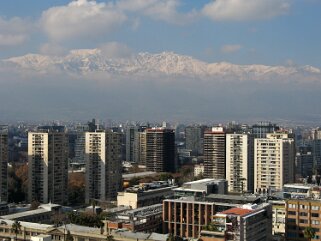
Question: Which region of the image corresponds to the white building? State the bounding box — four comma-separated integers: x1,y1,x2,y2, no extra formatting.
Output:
28,126,68,204
194,164,204,177
85,130,122,204
226,133,254,193
254,133,295,193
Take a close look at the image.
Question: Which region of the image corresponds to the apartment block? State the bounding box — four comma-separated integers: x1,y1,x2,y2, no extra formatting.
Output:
200,203,272,241
85,130,122,204
254,133,295,193
0,126,8,202
286,199,321,240
145,128,176,173
204,127,226,179
226,133,254,193
28,126,68,204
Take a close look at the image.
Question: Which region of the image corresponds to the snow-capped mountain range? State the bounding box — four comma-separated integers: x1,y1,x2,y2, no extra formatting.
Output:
3,49,321,80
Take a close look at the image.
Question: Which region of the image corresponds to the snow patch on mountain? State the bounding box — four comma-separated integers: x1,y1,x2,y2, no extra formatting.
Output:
3,49,321,81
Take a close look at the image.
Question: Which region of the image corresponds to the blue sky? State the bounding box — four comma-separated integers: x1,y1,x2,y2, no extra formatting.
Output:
0,0,320,67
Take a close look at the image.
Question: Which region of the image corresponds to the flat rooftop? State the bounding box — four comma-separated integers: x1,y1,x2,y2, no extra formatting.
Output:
122,171,157,180
1,208,51,220
205,194,260,202
220,207,253,216
184,179,226,185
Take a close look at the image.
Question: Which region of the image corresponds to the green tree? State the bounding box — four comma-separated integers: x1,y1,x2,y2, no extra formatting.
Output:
304,226,316,241
11,220,21,241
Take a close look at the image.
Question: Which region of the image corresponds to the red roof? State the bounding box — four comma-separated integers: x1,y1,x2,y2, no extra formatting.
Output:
220,207,253,216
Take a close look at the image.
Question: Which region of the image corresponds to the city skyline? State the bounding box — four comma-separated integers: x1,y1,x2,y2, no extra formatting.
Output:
0,0,321,122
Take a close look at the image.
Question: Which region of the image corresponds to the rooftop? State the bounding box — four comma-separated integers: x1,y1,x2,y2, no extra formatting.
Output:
220,207,253,216
1,208,51,220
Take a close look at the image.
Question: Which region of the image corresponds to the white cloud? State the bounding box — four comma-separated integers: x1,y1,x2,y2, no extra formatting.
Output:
202,0,290,21
41,0,127,41
221,44,242,53
117,0,197,24
99,42,133,58
0,17,32,46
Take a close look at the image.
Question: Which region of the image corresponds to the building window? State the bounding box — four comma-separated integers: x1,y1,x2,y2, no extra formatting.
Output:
312,206,320,211
288,204,296,208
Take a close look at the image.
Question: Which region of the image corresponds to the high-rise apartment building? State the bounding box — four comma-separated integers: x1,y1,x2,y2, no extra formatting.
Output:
28,126,68,204
185,125,206,156
145,128,176,173
125,126,138,163
251,122,279,138
254,133,295,193
204,127,226,179
133,131,146,165
85,130,122,204
226,133,254,193
0,126,8,202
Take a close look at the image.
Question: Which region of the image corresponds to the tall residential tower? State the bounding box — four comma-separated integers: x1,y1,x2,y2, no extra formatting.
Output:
28,126,68,204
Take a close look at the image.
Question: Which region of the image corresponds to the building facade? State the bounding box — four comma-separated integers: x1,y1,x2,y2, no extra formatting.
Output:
185,125,206,156
0,126,8,202
204,127,226,179
254,133,295,193
286,199,321,240
145,128,176,173
85,130,122,204
226,133,254,193
28,126,68,204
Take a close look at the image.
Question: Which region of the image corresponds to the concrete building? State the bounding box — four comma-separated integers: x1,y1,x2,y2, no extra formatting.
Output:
0,126,8,202
269,200,286,240
134,131,146,165
85,130,122,204
200,203,272,241
106,204,163,233
226,133,254,193
0,218,168,241
286,199,321,240
251,122,279,138
296,145,313,180
28,126,68,204
185,125,206,156
254,133,295,193
125,126,138,163
173,179,227,197
163,198,216,238
162,194,263,239
145,128,176,173
204,127,226,179
194,164,205,177
117,181,176,209
283,183,321,199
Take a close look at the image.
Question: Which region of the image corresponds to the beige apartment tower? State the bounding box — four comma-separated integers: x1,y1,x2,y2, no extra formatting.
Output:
204,127,226,179
226,133,254,193
85,130,122,204
28,126,68,204
0,126,8,202
254,133,295,193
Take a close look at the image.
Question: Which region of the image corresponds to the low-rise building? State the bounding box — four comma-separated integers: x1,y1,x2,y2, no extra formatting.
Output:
173,179,227,198
0,204,61,223
200,203,272,241
106,204,162,233
162,194,261,239
117,181,176,209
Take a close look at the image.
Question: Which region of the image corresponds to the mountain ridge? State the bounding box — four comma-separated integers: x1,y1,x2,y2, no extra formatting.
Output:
3,49,321,80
